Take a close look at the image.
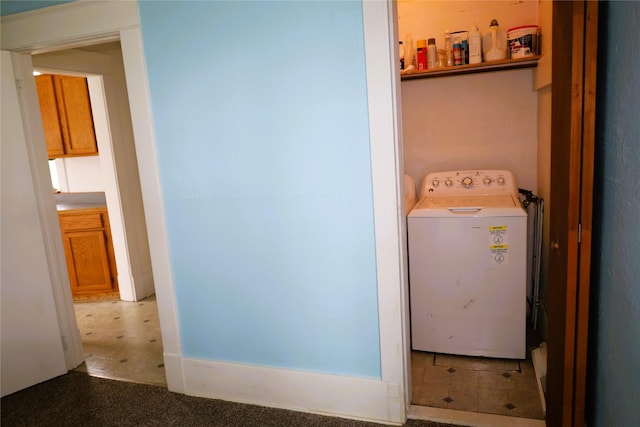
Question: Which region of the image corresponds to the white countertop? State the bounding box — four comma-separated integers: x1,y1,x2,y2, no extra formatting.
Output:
55,192,106,211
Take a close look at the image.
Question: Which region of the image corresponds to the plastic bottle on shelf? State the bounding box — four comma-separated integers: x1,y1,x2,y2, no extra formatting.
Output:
461,40,469,64
404,34,415,69
416,39,427,70
399,41,405,70
427,38,437,69
436,49,446,68
453,41,462,65
482,19,507,61
444,30,453,67
468,23,482,64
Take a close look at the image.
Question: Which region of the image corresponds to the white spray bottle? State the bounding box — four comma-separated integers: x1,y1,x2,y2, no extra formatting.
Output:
469,23,482,64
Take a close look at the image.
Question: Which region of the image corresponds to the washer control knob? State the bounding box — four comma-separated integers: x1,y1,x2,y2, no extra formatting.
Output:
461,176,473,188
432,179,440,188
445,179,453,187
483,178,492,186
497,176,506,185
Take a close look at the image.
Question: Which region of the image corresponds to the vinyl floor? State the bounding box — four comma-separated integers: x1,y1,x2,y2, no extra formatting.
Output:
73,294,167,386
411,350,544,419
73,295,543,420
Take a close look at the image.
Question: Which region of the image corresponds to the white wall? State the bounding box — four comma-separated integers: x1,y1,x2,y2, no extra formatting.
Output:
397,0,539,51
533,0,552,341
399,1,540,194
53,155,103,192
402,69,538,193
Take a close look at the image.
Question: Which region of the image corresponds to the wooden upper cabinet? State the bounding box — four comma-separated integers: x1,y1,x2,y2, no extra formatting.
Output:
35,75,65,157
35,74,98,158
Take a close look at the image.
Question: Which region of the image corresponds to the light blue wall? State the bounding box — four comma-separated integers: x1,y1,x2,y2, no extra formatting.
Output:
138,1,381,378
0,1,73,16
588,2,640,426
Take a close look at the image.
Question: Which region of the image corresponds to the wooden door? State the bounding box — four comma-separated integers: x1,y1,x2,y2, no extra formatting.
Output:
53,75,98,156
546,1,598,426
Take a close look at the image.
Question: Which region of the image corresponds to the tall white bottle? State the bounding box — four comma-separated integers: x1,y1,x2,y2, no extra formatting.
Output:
427,38,437,69
468,23,482,64
404,34,415,69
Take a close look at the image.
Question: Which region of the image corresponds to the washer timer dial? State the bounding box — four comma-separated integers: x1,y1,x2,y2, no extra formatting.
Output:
461,176,474,188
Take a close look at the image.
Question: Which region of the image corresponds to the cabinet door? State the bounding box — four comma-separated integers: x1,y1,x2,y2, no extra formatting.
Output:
35,75,65,157
62,229,115,295
59,209,118,298
53,75,98,156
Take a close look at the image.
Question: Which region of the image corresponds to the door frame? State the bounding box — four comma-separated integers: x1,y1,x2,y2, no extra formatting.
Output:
0,1,184,390
546,1,598,426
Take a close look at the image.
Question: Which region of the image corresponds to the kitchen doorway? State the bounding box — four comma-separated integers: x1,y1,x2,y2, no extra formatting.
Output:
33,42,154,303
2,1,181,396
31,43,164,386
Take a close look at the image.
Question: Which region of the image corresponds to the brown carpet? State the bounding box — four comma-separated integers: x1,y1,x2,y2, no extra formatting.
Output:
1,372,453,427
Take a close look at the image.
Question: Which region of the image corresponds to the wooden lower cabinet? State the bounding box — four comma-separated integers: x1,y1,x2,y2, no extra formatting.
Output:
59,208,118,298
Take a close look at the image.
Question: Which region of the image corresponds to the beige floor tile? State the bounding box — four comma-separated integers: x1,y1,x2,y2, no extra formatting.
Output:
411,350,542,419
449,367,479,388
449,355,477,369
73,295,166,387
411,351,433,370
474,356,508,371
508,389,545,419
416,382,449,408
479,386,512,416
447,383,479,412
506,369,539,392
434,353,452,367
423,363,452,385
478,370,509,390
411,366,425,404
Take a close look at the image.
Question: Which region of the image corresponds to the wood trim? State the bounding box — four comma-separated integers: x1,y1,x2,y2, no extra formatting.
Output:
574,2,599,426
547,1,598,426
563,3,586,424
547,3,575,425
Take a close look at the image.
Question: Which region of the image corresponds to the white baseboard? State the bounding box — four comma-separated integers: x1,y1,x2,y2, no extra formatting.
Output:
163,352,186,394
174,356,404,425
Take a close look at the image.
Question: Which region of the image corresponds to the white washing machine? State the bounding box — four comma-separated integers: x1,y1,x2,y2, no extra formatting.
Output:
408,170,527,359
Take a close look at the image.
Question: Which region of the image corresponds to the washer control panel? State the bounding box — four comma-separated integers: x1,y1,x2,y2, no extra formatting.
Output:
420,170,517,197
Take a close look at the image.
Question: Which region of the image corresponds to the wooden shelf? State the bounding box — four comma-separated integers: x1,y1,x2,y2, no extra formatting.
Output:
400,55,540,81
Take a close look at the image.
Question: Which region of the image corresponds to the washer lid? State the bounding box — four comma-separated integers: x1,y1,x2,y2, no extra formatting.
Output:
417,194,519,209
